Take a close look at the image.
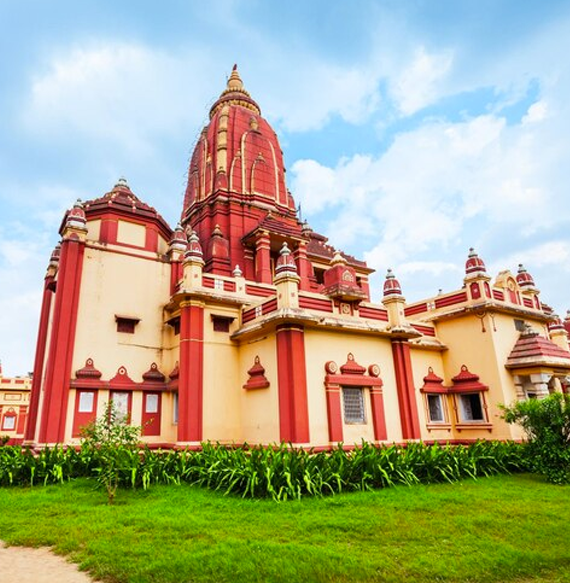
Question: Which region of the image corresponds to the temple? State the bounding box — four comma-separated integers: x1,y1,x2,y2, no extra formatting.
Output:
22,66,570,448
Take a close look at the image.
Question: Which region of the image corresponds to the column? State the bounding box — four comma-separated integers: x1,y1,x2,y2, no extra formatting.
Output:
178,300,204,443
276,324,310,443
24,275,55,442
391,340,421,439
39,238,85,443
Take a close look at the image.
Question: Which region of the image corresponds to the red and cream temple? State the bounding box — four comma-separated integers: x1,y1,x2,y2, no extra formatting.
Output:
19,66,570,448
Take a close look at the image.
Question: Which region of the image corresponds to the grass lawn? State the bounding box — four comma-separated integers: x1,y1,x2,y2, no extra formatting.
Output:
1,474,569,583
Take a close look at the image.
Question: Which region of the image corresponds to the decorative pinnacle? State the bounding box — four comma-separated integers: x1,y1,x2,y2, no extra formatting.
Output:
115,176,129,189
227,65,244,92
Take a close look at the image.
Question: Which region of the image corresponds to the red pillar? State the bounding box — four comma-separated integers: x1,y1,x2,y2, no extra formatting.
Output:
369,387,388,441
178,300,204,442
255,232,272,284
39,237,85,443
24,275,55,442
276,324,310,443
391,340,421,439
293,242,312,292
325,383,343,442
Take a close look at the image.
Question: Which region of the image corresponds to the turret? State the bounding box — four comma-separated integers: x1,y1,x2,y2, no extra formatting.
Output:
382,269,406,328
464,248,491,301
274,243,300,309
182,232,204,289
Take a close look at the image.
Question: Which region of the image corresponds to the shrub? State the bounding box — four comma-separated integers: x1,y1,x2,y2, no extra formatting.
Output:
502,393,570,484
80,403,142,504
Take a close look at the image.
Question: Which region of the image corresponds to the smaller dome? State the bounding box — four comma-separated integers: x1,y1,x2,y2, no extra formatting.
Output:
275,242,297,274
516,263,535,288
169,223,187,252
465,248,486,275
383,269,402,297
66,199,87,229
48,243,61,268
548,315,565,332
184,231,204,261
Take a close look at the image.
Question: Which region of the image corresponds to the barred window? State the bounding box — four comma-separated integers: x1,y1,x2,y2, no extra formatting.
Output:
342,387,365,424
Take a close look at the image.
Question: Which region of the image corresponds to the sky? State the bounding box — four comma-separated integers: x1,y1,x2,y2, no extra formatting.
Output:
1,0,570,375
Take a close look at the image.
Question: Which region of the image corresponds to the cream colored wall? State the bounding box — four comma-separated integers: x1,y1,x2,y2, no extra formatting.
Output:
86,219,101,241
435,312,536,440
117,220,146,247
202,305,243,443
408,347,451,441
304,329,402,445
238,334,280,444
71,247,171,381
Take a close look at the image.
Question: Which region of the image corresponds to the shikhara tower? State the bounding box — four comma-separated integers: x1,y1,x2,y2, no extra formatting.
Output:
22,67,570,448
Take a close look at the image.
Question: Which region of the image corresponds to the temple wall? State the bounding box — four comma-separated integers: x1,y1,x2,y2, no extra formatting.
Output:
304,329,402,445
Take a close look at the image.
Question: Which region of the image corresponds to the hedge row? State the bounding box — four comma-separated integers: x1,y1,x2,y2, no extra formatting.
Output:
0,441,528,500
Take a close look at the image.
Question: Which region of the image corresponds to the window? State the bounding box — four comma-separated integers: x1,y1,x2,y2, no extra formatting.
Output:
342,388,365,424
427,394,445,422
2,413,16,430
111,391,130,421
212,315,232,333
173,392,179,424
145,393,159,414
458,393,485,422
115,316,139,334
78,391,95,413
514,319,526,332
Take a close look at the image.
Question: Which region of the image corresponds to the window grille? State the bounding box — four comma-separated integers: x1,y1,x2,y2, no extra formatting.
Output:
342,387,365,424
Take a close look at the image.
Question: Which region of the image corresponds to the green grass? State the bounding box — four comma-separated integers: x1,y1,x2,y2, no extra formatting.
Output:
1,474,569,583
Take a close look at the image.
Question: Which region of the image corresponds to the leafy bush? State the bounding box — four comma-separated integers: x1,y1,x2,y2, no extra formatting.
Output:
502,393,570,484
80,403,142,504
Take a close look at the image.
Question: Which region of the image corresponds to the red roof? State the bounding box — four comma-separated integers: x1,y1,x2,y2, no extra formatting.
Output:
506,329,570,368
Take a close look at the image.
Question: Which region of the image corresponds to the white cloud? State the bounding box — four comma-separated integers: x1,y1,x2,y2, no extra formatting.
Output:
24,43,217,152
389,46,454,116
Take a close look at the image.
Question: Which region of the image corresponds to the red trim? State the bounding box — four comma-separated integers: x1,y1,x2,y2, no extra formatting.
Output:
276,324,310,443
25,276,54,441
434,291,468,309
255,234,272,284
39,238,85,443
358,305,388,321
178,303,204,441
298,295,334,313
391,340,421,439
245,284,275,297
324,384,343,442
404,303,428,317
411,324,436,337
369,387,387,441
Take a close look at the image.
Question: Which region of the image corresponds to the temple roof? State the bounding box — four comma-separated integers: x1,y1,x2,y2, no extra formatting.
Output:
506,327,570,369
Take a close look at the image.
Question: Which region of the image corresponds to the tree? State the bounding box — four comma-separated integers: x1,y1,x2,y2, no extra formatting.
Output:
80,402,141,504
502,393,570,484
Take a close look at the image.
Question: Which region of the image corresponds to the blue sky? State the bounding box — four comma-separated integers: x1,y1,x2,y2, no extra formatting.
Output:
1,0,570,375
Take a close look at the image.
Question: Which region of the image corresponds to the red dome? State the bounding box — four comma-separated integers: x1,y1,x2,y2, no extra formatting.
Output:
516,264,535,288
465,248,486,275
383,269,403,297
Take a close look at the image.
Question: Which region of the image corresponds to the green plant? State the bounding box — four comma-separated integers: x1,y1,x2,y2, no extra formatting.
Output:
502,393,570,484
80,402,142,504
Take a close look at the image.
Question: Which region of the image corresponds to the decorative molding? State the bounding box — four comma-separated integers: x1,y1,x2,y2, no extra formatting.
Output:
243,356,270,390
